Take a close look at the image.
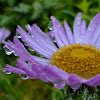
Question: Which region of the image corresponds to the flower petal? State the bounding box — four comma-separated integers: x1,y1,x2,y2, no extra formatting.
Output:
26,24,57,52
2,37,36,62
85,74,100,86
93,34,100,48
17,25,53,59
47,31,54,40
17,59,37,79
83,13,100,44
89,23,100,45
0,28,10,42
80,20,87,44
2,64,26,74
32,55,50,65
51,16,69,48
3,36,50,65
73,12,82,44
53,80,66,89
64,21,74,44
67,74,82,90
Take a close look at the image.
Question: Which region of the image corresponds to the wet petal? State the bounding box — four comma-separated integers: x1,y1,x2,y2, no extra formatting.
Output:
80,20,87,44
64,21,74,44
73,12,82,44
67,74,82,90
51,16,69,48
17,59,37,78
88,23,100,45
53,80,66,89
17,25,53,58
26,24,57,52
85,74,100,86
2,64,26,74
84,13,100,44
2,37,35,62
47,31,54,40
0,28,10,42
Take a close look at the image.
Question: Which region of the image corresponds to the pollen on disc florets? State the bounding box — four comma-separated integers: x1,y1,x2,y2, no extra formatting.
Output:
51,43,100,79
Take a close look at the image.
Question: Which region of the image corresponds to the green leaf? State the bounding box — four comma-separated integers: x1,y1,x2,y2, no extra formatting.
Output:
0,15,15,26
75,0,93,14
13,3,31,13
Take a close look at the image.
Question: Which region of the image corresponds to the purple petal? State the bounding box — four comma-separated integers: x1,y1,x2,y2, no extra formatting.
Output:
84,13,100,44
17,59,37,79
3,36,50,64
67,74,82,90
2,37,36,62
2,64,26,74
93,34,100,48
26,24,57,52
64,21,74,44
80,20,87,44
32,55,50,65
0,28,10,42
17,25,54,59
30,63,50,82
31,63,69,83
85,74,100,86
73,12,82,44
47,31,54,40
89,23,100,45
53,80,66,89
51,16,69,48
2,29,11,40
42,65,69,82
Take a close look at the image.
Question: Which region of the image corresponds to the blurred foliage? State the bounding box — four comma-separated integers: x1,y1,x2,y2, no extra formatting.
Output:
0,0,100,99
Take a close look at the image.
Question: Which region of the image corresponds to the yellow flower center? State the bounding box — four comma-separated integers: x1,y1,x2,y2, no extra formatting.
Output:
51,43,100,79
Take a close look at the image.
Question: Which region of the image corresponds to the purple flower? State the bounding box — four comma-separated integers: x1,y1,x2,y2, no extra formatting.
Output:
0,28,10,42
2,12,100,90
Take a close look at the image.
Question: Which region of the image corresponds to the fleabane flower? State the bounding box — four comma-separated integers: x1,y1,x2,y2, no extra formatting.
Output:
2,12,100,90
0,27,10,42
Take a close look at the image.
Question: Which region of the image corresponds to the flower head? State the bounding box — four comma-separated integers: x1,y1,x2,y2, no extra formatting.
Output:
2,12,100,90
0,27,10,43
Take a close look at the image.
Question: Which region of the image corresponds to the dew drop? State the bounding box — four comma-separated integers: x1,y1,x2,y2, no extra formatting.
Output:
48,21,53,30
24,43,28,46
6,71,11,74
31,35,34,38
53,40,56,43
14,53,17,56
16,32,21,38
29,47,35,51
19,74,29,80
29,34,34,38
5,48,13,55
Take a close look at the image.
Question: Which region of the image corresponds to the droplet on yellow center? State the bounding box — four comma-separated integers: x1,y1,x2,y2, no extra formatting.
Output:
50,43,100,79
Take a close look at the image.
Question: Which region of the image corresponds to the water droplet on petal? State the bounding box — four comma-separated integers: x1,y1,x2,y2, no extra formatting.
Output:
16,32,21,38
6,71,11,74
48,21,53,31
29,47,35,51
24,43,28,46
5,48,13,55
53,40,56,43
19,74,29,80
29,34,34,38
14,53,17,56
